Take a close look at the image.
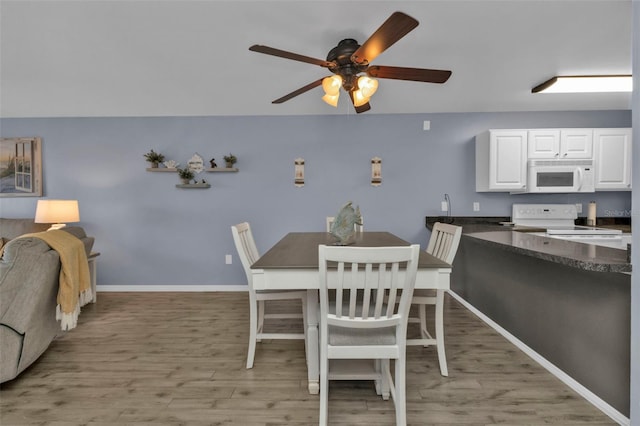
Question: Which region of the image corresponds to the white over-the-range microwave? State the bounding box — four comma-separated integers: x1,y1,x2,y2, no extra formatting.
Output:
521,159,595,193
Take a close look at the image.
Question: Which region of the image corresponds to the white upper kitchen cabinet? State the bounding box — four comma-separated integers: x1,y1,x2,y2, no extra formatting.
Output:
528,129,593,159
476,130,527,192
593,128,632,191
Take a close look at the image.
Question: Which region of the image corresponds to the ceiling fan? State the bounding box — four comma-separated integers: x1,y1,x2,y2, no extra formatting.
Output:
249,11,452,113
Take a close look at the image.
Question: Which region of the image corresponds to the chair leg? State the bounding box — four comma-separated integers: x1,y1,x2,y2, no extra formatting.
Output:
394,353,407,426
319,342,329,425
247,297,258,369
435,289,448,377
257,300,265,341
374,359,381,395
419,303,428,344
379,359,390,400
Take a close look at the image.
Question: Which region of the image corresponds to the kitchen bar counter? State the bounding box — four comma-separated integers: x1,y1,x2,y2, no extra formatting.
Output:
465,230,631,273
443,218,631,418
425,216,631,273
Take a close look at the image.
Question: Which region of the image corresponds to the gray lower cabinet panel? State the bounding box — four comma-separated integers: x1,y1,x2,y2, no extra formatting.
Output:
451,235,630,417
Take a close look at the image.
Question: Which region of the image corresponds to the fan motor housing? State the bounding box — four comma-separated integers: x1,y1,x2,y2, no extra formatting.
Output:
326,39,368,91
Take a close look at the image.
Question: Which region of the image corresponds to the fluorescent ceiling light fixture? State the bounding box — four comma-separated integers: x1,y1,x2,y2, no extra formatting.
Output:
532,75,632,93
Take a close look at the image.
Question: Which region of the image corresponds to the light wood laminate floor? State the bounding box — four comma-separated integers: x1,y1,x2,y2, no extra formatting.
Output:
0,292,615,425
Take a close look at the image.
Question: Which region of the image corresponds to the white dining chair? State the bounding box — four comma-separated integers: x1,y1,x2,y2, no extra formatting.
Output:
318,244,420,426
407,222,462,377
326,216,364,233
231,222,308,369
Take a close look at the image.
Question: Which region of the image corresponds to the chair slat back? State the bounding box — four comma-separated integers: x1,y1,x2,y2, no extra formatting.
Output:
231,222,260,289
319,245,420,330
426,222,462,264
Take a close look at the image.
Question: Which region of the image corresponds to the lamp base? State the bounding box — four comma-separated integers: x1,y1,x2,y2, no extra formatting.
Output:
48,223,67,231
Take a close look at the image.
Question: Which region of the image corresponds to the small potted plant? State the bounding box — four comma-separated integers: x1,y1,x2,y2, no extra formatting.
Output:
144,149,165,168
223,153,237,169
177,167,195,184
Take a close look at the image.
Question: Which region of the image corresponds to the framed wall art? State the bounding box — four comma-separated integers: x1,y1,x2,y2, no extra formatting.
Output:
0,137,43,197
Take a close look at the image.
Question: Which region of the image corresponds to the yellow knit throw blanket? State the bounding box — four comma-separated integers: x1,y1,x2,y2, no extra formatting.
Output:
22,230,92,331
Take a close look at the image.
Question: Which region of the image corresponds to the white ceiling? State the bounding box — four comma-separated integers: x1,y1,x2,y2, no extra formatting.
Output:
0,0,633,118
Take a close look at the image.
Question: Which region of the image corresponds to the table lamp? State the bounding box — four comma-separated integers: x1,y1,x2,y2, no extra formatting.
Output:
35,199,80,230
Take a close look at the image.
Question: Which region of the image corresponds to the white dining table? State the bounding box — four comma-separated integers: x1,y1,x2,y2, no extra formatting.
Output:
250,231,452,394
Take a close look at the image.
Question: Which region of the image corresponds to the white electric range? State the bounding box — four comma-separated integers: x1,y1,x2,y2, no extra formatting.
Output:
512,204,628,249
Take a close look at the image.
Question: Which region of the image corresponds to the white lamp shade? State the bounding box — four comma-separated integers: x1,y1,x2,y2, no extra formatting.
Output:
352,89,370,107
321,93,339,107
322,75,342,96
35,200,80,225
357,76,379,98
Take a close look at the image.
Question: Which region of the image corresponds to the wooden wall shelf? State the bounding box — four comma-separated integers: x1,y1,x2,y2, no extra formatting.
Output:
175,183,211,189
148,166,236,190
146,167,238,173
146,167,177,172
206,167,238,172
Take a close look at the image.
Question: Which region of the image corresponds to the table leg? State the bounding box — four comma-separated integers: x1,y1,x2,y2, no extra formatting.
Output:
306,289,319,394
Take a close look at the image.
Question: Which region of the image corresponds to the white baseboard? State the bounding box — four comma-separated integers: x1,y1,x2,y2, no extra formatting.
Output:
96,285,248,292
448,290,629,426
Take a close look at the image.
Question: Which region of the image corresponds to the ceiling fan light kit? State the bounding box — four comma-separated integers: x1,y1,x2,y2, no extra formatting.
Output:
249,11,452,113
532,75,632,93
321,75,342,106
321,93,340,107
358,76,379,98
322,75,342,95
352,87,371,107
321,75,378,108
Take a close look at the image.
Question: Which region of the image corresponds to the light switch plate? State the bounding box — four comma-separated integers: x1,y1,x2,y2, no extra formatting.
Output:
473,202,480,211
225,254,232,264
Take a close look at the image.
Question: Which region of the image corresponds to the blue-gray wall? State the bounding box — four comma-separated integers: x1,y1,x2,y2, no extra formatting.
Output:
0,110,631,287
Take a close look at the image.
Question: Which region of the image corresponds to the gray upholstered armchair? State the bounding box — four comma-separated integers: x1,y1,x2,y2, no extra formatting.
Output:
0,219,94,383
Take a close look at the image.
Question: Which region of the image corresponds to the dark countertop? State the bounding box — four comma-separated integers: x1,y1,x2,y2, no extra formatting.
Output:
425,216,631,273
425,216,510,229
465,230,631,273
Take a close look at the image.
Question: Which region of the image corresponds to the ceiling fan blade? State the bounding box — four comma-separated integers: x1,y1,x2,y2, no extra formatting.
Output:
272,78,325,104
351,12,419,65
249,45,334,68
347,91,371,114
367,65,452,83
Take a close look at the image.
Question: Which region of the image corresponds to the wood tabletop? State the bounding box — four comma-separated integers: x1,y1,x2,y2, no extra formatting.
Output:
251,232,451,270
